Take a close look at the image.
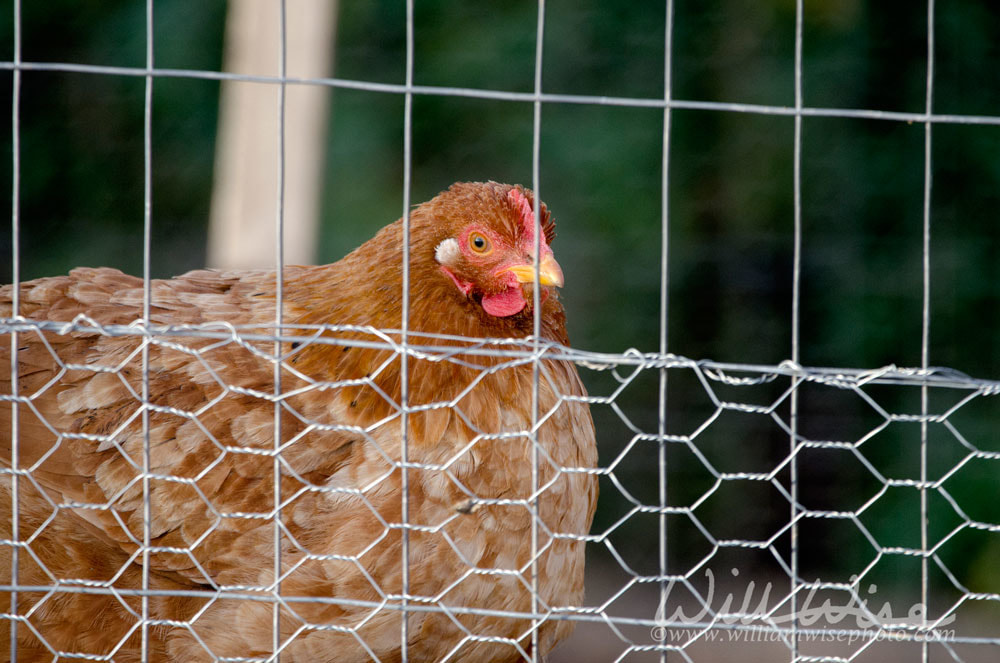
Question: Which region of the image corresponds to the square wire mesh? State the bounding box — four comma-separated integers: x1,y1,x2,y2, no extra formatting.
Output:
3,1,1000,662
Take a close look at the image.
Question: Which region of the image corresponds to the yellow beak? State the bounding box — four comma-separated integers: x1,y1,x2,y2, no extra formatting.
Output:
501,254,565,288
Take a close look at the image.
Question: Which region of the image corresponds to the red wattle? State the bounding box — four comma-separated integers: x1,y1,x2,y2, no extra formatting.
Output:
481,286,527,317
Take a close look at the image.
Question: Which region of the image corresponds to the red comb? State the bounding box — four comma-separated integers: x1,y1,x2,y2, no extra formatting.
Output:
508,188,538,246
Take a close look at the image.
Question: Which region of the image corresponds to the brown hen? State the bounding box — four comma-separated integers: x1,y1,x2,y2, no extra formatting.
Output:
0,181,598,662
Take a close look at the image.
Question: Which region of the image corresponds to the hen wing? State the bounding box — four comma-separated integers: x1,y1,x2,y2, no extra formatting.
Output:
2,269,376,655
1,267,597,662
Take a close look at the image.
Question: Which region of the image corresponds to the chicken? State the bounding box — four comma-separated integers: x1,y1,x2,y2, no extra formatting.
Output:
0,181,598,662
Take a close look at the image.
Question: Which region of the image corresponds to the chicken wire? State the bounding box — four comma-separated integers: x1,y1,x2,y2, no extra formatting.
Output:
3,1,1000,662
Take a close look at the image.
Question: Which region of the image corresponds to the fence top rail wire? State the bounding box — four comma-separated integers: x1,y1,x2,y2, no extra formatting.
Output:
2,317,998,394
3,60,1000,128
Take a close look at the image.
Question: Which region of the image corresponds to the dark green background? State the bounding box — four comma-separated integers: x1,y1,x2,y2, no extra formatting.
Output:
2,0,998,650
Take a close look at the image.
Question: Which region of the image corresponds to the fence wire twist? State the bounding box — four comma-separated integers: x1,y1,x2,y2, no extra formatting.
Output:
4,1,1000,662
1,317,998,661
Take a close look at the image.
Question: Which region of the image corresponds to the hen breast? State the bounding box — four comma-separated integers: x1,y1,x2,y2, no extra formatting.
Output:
0,262,598,662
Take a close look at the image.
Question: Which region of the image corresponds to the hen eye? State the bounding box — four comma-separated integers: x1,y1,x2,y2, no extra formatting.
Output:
469,232,491,254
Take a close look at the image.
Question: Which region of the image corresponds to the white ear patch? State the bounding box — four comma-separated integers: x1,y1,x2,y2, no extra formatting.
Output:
435,238,461,266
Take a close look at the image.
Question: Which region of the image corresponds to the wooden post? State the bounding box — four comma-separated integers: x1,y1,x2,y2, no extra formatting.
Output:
208,0,338,269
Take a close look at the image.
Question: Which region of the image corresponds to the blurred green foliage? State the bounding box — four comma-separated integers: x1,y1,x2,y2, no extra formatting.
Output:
0,0,225,279
1,0,998,627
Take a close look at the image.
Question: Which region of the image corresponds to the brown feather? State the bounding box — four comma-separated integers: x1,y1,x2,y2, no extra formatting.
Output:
0,181,597,662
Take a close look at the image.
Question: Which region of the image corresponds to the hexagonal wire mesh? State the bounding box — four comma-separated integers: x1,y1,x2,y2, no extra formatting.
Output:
3,1,1000,662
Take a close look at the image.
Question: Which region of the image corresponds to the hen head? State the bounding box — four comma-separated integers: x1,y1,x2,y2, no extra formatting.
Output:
424,181,563,318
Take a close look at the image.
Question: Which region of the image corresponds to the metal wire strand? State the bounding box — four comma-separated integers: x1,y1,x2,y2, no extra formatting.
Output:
3,5,999,662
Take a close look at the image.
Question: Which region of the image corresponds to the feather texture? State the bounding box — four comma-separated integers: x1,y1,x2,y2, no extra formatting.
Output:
0,181,597,662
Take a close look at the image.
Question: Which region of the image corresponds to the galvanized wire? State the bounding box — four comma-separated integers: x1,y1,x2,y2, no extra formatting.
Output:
1,319,998,661
4,2,1000,662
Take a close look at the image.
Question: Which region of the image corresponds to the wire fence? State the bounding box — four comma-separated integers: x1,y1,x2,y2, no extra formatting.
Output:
3,1,1000,662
